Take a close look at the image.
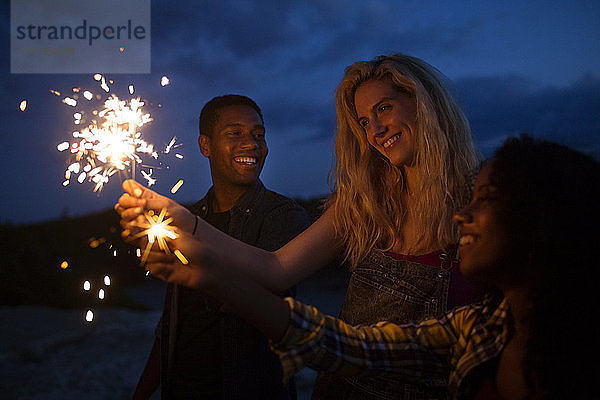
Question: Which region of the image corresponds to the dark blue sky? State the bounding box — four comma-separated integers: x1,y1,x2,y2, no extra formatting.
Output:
1,0,599,224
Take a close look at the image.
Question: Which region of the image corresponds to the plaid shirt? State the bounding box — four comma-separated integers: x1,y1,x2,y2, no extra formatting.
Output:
271,294,510,399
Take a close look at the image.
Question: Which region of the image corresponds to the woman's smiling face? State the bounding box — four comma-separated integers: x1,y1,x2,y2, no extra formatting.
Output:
453,162,512,284
354,79,418,168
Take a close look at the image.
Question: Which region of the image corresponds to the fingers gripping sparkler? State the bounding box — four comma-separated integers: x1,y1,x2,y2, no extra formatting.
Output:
130,207,189,268
133,208,176,264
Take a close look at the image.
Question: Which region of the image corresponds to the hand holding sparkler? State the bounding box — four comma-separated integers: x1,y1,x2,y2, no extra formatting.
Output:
140,230,223,290
116,179,291,292
137,231,291,342
116,179,197,240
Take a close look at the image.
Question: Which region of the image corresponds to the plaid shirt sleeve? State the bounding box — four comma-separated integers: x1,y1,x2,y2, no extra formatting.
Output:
271,297,470,385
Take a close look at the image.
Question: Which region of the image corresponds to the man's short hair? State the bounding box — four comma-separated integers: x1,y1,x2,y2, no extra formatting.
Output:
198,94,264,138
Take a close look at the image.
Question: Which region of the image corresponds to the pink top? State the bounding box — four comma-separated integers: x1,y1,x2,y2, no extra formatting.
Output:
385,250,485,309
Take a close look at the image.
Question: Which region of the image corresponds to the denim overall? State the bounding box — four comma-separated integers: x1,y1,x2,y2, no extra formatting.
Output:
311,250,451,400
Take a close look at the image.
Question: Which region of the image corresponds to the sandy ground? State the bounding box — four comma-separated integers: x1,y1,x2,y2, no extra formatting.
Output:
0,268,349,399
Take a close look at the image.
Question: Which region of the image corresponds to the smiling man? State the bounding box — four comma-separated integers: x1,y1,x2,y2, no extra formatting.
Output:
134,95,310,399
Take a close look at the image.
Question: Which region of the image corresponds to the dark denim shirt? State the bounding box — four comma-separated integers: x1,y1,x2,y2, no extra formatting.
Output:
159,180,310,399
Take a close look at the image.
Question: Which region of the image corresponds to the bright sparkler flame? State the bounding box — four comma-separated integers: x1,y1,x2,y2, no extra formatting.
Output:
57,78,155,192
56,75,182,192
132,208,182,264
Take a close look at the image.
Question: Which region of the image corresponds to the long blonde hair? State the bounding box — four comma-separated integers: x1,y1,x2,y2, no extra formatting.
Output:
328,54,480,268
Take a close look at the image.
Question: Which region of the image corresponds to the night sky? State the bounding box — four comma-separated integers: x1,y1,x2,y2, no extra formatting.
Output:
1,0,599,224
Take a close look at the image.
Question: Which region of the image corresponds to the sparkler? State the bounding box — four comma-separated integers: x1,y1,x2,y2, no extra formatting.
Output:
130,208,178,265
57,87,155,191
54,74,179,192
49,74,185,324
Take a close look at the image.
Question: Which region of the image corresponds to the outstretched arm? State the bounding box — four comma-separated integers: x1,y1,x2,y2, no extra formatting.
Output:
116,179,341,292
142,239,457,385
141,233,291,341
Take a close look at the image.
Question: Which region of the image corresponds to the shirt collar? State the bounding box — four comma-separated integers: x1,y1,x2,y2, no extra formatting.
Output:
195,180,265,216
230,180,265,214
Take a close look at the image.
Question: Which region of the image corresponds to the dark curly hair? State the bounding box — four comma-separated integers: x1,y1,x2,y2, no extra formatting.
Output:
198,94,263,138
490,134,600,398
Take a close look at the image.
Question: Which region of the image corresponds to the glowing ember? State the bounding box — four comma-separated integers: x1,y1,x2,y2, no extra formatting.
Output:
170,179,184,194
57,142,69,152
175,154,184,159
60,261,69,269
88,237,106,248
165,137,177,153
98,289,105,299
63,97,77,107
19,100,27,111
141,169,156,186
174,249,189,265
104,275,111,286
49,89,61,96
119,47,125,52
100,76,110,93
83,280,91,291
160,76,170,86
93,74,102,81
85,310,94,322
136,248,142,257
83,90,93,100
128,85,134,94
68,162,80,173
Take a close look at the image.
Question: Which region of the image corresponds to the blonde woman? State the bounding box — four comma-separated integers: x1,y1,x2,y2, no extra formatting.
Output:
118,53,482,399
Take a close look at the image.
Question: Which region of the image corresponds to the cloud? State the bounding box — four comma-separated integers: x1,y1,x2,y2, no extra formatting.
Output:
2,0,599,223
456,73,600,156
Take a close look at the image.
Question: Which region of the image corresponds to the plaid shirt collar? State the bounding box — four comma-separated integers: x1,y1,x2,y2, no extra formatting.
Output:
450,295,510,398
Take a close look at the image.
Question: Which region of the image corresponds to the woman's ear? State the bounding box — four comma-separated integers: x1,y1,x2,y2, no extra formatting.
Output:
198,135,211,158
